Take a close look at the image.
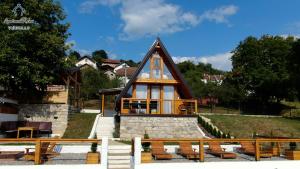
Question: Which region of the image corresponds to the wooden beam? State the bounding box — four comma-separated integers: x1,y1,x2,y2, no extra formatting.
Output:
199,140,204,162
34,139,41,165
255,140,260,161
136,79,179,84
101,94,105,116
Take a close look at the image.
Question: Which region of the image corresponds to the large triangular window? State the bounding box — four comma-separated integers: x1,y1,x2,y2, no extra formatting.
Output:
162,62,174,80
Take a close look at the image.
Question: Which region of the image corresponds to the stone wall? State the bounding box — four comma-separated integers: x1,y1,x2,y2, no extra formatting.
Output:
120,116,205,140
19,104,70,136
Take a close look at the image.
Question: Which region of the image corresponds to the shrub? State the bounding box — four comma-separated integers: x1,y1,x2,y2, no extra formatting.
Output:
142,131,150,152
227,132,231,139
216,130,222,138
222,132,227,138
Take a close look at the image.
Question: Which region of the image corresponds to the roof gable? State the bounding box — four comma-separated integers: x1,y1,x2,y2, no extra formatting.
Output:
116,38,193,104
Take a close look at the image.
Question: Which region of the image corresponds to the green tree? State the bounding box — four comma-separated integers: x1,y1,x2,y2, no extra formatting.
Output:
231,35,293,104
0,0,69,98
80,68,109,100
63,50,81,68
92,50,108,64
289,39,300,99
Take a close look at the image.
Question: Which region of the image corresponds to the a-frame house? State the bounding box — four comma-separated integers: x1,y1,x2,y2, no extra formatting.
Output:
116,38,197,115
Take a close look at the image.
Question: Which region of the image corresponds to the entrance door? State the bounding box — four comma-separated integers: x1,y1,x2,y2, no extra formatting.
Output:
163,86,174,114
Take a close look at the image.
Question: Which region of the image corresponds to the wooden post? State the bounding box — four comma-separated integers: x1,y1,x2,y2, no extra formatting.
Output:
195,100,198,114
199,140,204,162
34,139,41,165
101,94,105,116
255,140,260,161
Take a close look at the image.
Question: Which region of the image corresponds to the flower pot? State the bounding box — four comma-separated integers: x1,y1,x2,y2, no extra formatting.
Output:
141,152,152,163
86,152,100,164
285,150,300,160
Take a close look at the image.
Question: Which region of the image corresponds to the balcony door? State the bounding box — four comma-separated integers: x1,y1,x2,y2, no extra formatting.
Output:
163,85,174,114
150,85,160,114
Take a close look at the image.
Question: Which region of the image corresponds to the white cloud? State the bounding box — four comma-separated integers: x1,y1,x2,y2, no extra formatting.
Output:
280,34,300,39
79,0,238,40
77,49,92,56
79,0,121,13
199,5,238,24
172,52,233,71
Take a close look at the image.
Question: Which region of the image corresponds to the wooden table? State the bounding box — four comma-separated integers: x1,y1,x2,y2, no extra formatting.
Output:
17,127,35,138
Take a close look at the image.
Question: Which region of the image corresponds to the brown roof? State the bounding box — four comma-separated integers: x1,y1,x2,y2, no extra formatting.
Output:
102,59,121,64
115,67,137,77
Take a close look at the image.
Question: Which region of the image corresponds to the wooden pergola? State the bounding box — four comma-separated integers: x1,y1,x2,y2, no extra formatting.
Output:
98,87,124,116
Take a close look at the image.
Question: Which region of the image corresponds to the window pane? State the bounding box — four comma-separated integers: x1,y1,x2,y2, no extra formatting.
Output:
136,85,147,99
163,63,174,80
138,59,150,79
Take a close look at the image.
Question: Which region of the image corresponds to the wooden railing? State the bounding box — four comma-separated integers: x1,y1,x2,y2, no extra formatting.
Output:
121,98,197,115
139,138,300,162
0,138,100,165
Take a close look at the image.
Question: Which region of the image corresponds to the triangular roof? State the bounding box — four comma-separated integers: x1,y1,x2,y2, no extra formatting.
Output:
116,38,193,105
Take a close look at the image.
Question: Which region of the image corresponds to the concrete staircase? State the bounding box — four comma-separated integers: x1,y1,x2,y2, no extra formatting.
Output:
96,117,115,138
108,145,131,169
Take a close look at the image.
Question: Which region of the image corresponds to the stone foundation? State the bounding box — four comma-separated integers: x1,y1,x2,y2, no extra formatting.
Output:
120,116,205,140
19,104,70,136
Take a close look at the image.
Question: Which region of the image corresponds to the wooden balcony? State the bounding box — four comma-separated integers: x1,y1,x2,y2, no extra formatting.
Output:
120,98,197,115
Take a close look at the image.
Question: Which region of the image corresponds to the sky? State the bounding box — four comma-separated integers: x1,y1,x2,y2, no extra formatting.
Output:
61,0,300,71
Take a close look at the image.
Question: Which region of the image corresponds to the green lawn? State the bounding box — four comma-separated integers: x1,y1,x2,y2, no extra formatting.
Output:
204,115,300,138
199,106,240,114
63,113,97,138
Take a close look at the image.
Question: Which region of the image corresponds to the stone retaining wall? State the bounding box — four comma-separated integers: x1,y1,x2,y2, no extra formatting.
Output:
120,116,205,140
19,104,70,136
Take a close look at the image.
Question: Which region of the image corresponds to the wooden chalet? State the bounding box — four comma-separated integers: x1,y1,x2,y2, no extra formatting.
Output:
115,38,197,115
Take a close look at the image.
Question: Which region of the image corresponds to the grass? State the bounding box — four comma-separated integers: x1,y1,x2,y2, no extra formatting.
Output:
199,106,240,114
204,114,300,138
63,113,97,138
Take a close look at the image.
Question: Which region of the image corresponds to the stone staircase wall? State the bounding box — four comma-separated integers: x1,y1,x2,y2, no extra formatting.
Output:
18,104,69,136
120,116,205,140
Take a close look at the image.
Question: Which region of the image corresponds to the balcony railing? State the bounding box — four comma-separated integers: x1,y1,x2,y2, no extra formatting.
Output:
121,98,197,115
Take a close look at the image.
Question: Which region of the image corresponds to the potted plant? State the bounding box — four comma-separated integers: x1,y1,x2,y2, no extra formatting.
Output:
269,131,280,156
86,135,100,164
285,133,300,160
141,131,152,163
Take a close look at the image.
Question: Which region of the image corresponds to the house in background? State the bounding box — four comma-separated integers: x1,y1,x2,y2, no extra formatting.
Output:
114,38,203,140
201,73,224,85
75,56,98,70
114,62,129,73
115,67,137,86
101,59,121,69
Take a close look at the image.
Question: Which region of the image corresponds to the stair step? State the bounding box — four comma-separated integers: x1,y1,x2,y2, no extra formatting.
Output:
108,164,131,169
108,159,130,164
108,156,131,160
109,149,131,154
109,146,131,150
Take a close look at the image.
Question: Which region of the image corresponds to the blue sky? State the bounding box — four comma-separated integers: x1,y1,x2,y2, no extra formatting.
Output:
61,0,300,71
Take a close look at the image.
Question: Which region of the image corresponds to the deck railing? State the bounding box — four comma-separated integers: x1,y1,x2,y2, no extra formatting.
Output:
0,138,101,165
134,138,300,163
121,98,197,115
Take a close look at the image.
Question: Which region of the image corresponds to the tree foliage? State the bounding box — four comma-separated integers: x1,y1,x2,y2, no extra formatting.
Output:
0,0,69,98
231,35,295,103
80,67,121,100
92,49,107,64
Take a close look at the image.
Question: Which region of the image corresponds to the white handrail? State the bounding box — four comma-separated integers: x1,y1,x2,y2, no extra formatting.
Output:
88,113,101,139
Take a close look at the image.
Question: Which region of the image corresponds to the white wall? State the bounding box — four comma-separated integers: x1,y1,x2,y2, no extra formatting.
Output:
135,161,300,169
0,164,104,169
76,58,98,70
